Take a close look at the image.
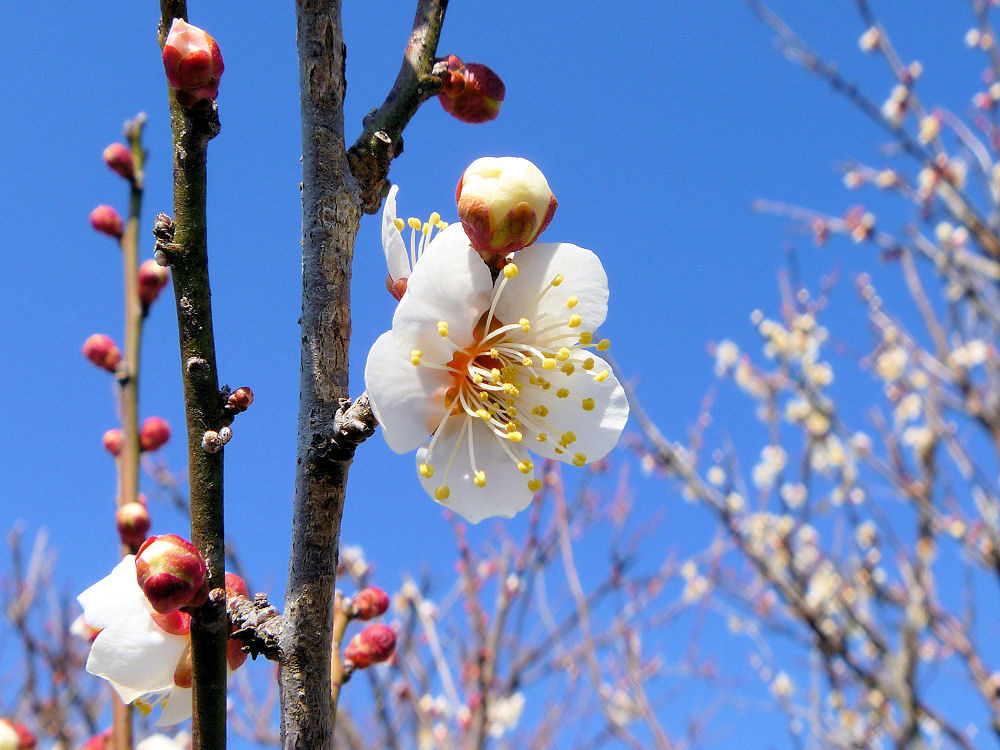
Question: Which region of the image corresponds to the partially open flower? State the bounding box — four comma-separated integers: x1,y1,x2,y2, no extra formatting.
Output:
351,587,390,620
90,205,124,239
138,260,170,306
457,157,558,261
103,143,135,181
117,502,152,548
162,18,224,108
344,623,397,669
82,334,121,372
135,534,208,614
140,417,171,452
438,55,505,124
381,184,450,300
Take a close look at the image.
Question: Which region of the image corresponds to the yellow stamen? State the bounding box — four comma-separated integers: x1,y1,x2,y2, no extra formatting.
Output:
597,339,611,351
556,388,570,398
490,368,502,383
473,471,487,488
429,211,441,225
551,274,564,286
582,398,596,411
522,356,533,367
582,358,595,370
555,347,571,361
419,462,434,478
503,263,519,279
435,485,450,500
528,478,543,492
393,217,405,231
519,317,531,332
410,349,422,366
579,331,593,345
568,314,582,328
542,358,557,370
422,222,431,235
507,431,523,442
561,362,576,375
593,370,609,383
532,405,549,417
561,431,577,444
572,452,588,467
437,321,449,337
537,432,547,442
475,408,491,422
408,217,421,230
565,295,578,308
517,459,533,474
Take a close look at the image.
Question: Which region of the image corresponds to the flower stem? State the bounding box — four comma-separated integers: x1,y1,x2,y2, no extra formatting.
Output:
329,594,350,726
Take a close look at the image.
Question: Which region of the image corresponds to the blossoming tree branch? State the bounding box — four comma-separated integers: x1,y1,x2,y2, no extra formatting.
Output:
59,2,627,748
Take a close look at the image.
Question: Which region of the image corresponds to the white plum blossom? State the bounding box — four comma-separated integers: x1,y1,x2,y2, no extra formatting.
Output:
382,185,449,299
487,691,526,737
77,556,193,725
365,222,629,523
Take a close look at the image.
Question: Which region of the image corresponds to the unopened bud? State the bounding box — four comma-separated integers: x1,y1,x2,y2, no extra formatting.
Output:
102,143,135,181
0,720,34,750
344,623,397,669
135,534,208,614
438,55,505,124
80,730,111,750
386,274,408,301
102,428,124,456
82,334,121,372
140,416,171,452
137,259,170,306
457,157,557,258
162,18,225,109
351,587,390,620
116,502,151,548
227,386,254,412
201,430,222,453
89,205,124,239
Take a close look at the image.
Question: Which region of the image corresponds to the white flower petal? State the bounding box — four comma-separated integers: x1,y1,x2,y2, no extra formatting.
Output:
416,416,535,523
86,610,187,703
519,352,628,464
156,686,193,726
77,555,143,630
494,242,608,347
366,331,451,453
382,184,411,282
392,224,493,364
137,734,186,750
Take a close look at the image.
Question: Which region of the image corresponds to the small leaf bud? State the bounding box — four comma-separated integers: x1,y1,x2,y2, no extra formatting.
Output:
344,623,397,669
89,205,124,239
102,143,135,181
351,587,390,620
135,534,208,614
82,334,121,372
102,428,123,456
116,502,151,548
438,55,505,124
137,259,170,306
139,416,171,452
162,19,225,109
457,157,558,259
201,430,222,453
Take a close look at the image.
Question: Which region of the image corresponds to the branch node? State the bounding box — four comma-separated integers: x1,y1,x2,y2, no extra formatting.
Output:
228,593,284,661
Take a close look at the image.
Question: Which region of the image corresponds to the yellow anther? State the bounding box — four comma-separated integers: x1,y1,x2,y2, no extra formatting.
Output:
476,408,491,422
438,220,449,229
561,431,577,444
556,387,570,398
503,383,520,396
418,462,434,478
597,338,611,351
537,432,547,442
422,222,431,235
528,478,543,492
542,358,557,370
551,274,564,286
581,397,596,411
556,347,571,362
522,356,533,367
472,372,484,384
593,370,610,383
572,452,588,467
393,217,405,231
473,471,487,488
437,321,449,337
561,362,576,375
507,431,523,442
568,314,582,328
505,421,520,433
532,405,549,417
135,700,153,717
491,368,502,383
503,263,519,279
517,459,533,474
582,357,595,370
579,331,593,345
410,349,422,366
554,446,565,455
519,317,531,332
489,347,499,358
429,211,441,225
408,217,422,230
565,295,579,308
435,485,450,501
508,406,518,416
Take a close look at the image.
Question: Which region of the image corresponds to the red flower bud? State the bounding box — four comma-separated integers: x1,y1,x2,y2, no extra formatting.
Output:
162,18,225,109
223,571,250,670
137,259,170,306
225,571,249,600
89,205,124,239
80,729,111,750
102,143,135,181
82,334,121,372
438,55,505,124
135,534,208,614
116,502,151,548
351,587,390,620
140,416,171,452
102,428,123,456
227,387,254,413
344,623,397,669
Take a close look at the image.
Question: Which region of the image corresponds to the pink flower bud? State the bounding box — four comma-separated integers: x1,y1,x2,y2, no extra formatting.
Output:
438,55,505,124
456,157,558,257
116,502,151,548
102,143,135,181
0,720,35,749
137,259,170,306
82,334,121,372
223,571,251,670
102,428,123,456
225,571,249,600
351,587,390,620
135,534,208,614
162,18,225,109
89,205,124,239
227,386,254,413
344,623,397,669
140,416,171,452
80,729,111,750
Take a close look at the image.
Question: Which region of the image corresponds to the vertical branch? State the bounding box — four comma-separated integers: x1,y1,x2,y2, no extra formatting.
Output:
157,3,227,747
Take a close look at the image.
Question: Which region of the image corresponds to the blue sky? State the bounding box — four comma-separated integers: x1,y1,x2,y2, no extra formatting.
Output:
2,1,994,746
